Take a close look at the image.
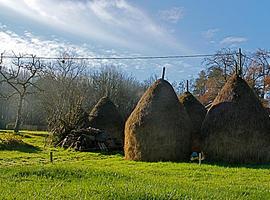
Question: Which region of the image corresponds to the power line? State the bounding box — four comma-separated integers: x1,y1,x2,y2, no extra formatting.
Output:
1,53,236,61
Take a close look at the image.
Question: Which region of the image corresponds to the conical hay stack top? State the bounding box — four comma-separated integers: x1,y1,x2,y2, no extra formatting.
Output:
179,91,206,133
125,79,192,162
89,96,124,145
179,91,207,152
202,74,270,163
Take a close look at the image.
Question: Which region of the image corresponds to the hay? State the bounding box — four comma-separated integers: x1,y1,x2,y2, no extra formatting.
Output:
124,79,192,162
179,92,207,152
179,92,206,132
89,96,124,146
201,74,270,164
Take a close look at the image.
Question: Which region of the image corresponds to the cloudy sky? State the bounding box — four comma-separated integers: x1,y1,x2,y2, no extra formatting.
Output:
0,0,269,81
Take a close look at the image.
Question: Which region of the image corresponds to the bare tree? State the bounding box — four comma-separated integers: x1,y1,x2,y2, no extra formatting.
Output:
248,49,270,98
203,48,239,81
0,53,44,133
90,66,144,119
38,54,88,140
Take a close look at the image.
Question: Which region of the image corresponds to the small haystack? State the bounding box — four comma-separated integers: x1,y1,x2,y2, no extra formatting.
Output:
125,79,192,162
201,74,270,163
89,96,124,147
179,91,207,152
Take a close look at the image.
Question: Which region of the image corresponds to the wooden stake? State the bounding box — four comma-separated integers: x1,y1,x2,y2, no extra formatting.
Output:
199,153,201,165
238,48,242,76
186,80,189,92
50,151,53,163
161,67,166,80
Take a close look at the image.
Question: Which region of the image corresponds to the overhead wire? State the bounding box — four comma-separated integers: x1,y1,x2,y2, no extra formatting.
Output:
1,53,236,61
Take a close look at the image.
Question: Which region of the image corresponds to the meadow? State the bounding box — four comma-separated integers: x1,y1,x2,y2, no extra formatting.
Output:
0,130,269,200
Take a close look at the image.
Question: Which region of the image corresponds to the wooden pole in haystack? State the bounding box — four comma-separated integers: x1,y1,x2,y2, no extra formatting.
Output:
161,67,166,80
238,48,242,77
186,80,189,92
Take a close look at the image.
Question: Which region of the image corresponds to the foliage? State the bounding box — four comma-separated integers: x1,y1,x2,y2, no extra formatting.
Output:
193,48,270,106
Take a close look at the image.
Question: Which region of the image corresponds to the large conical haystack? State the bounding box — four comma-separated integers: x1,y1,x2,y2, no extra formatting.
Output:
202,74,270,163
125,79,192,162
89,96,124,146
179,91,207,152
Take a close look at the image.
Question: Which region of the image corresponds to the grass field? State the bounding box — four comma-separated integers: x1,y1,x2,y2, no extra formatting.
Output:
0,130,269,200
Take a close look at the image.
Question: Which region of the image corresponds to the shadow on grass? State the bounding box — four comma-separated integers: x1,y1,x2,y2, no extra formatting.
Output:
203,161,270,169
0,142,41,153
99,150,124,156
27,132,49,137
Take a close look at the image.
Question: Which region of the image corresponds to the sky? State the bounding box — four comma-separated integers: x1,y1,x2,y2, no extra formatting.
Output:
0,0,269,82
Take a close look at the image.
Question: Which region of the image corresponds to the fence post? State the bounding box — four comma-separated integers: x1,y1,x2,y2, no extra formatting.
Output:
50,151,53,163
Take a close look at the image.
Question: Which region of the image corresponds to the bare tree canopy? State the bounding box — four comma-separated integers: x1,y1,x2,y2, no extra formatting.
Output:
0,53,44,132
193,48,270,105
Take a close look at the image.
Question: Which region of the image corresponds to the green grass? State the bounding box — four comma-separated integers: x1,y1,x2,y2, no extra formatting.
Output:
0,130,269,200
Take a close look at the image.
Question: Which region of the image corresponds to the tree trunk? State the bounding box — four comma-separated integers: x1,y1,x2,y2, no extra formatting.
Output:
14,95,23,133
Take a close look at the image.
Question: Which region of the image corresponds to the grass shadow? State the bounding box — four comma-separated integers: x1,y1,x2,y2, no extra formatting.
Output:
0,141,41,153
27,132,49,137
203,161,270,169
99,150,124,156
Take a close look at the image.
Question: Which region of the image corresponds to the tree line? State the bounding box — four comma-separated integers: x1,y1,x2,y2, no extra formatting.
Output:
0,53,151,132
0,48,269,132
193,48,270,106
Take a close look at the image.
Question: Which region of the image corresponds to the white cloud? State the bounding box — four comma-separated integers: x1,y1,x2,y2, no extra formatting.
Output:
159,7,184,23
0,28,194,81
202,28,219,39
0,29,95,57
0,0,186,53
220,36,247,46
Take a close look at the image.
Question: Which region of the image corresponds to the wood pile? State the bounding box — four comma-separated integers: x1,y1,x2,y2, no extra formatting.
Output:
59,127,120,152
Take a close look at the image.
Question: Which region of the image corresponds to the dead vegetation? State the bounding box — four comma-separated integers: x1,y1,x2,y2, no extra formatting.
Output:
59,127,120,151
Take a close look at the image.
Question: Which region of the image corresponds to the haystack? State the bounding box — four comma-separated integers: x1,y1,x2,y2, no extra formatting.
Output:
125,79,192,162
179,92,207,152
89,96,124,146
201,74,270,163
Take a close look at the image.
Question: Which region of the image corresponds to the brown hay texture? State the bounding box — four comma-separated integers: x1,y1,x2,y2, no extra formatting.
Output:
179,92,207,152
89,96,124,146
124,79,192,162
201,74,270,164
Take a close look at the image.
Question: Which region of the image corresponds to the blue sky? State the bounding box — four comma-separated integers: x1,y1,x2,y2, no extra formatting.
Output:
0,0,269,81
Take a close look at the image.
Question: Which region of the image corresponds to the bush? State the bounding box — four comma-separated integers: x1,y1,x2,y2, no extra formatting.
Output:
0,134,24,149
